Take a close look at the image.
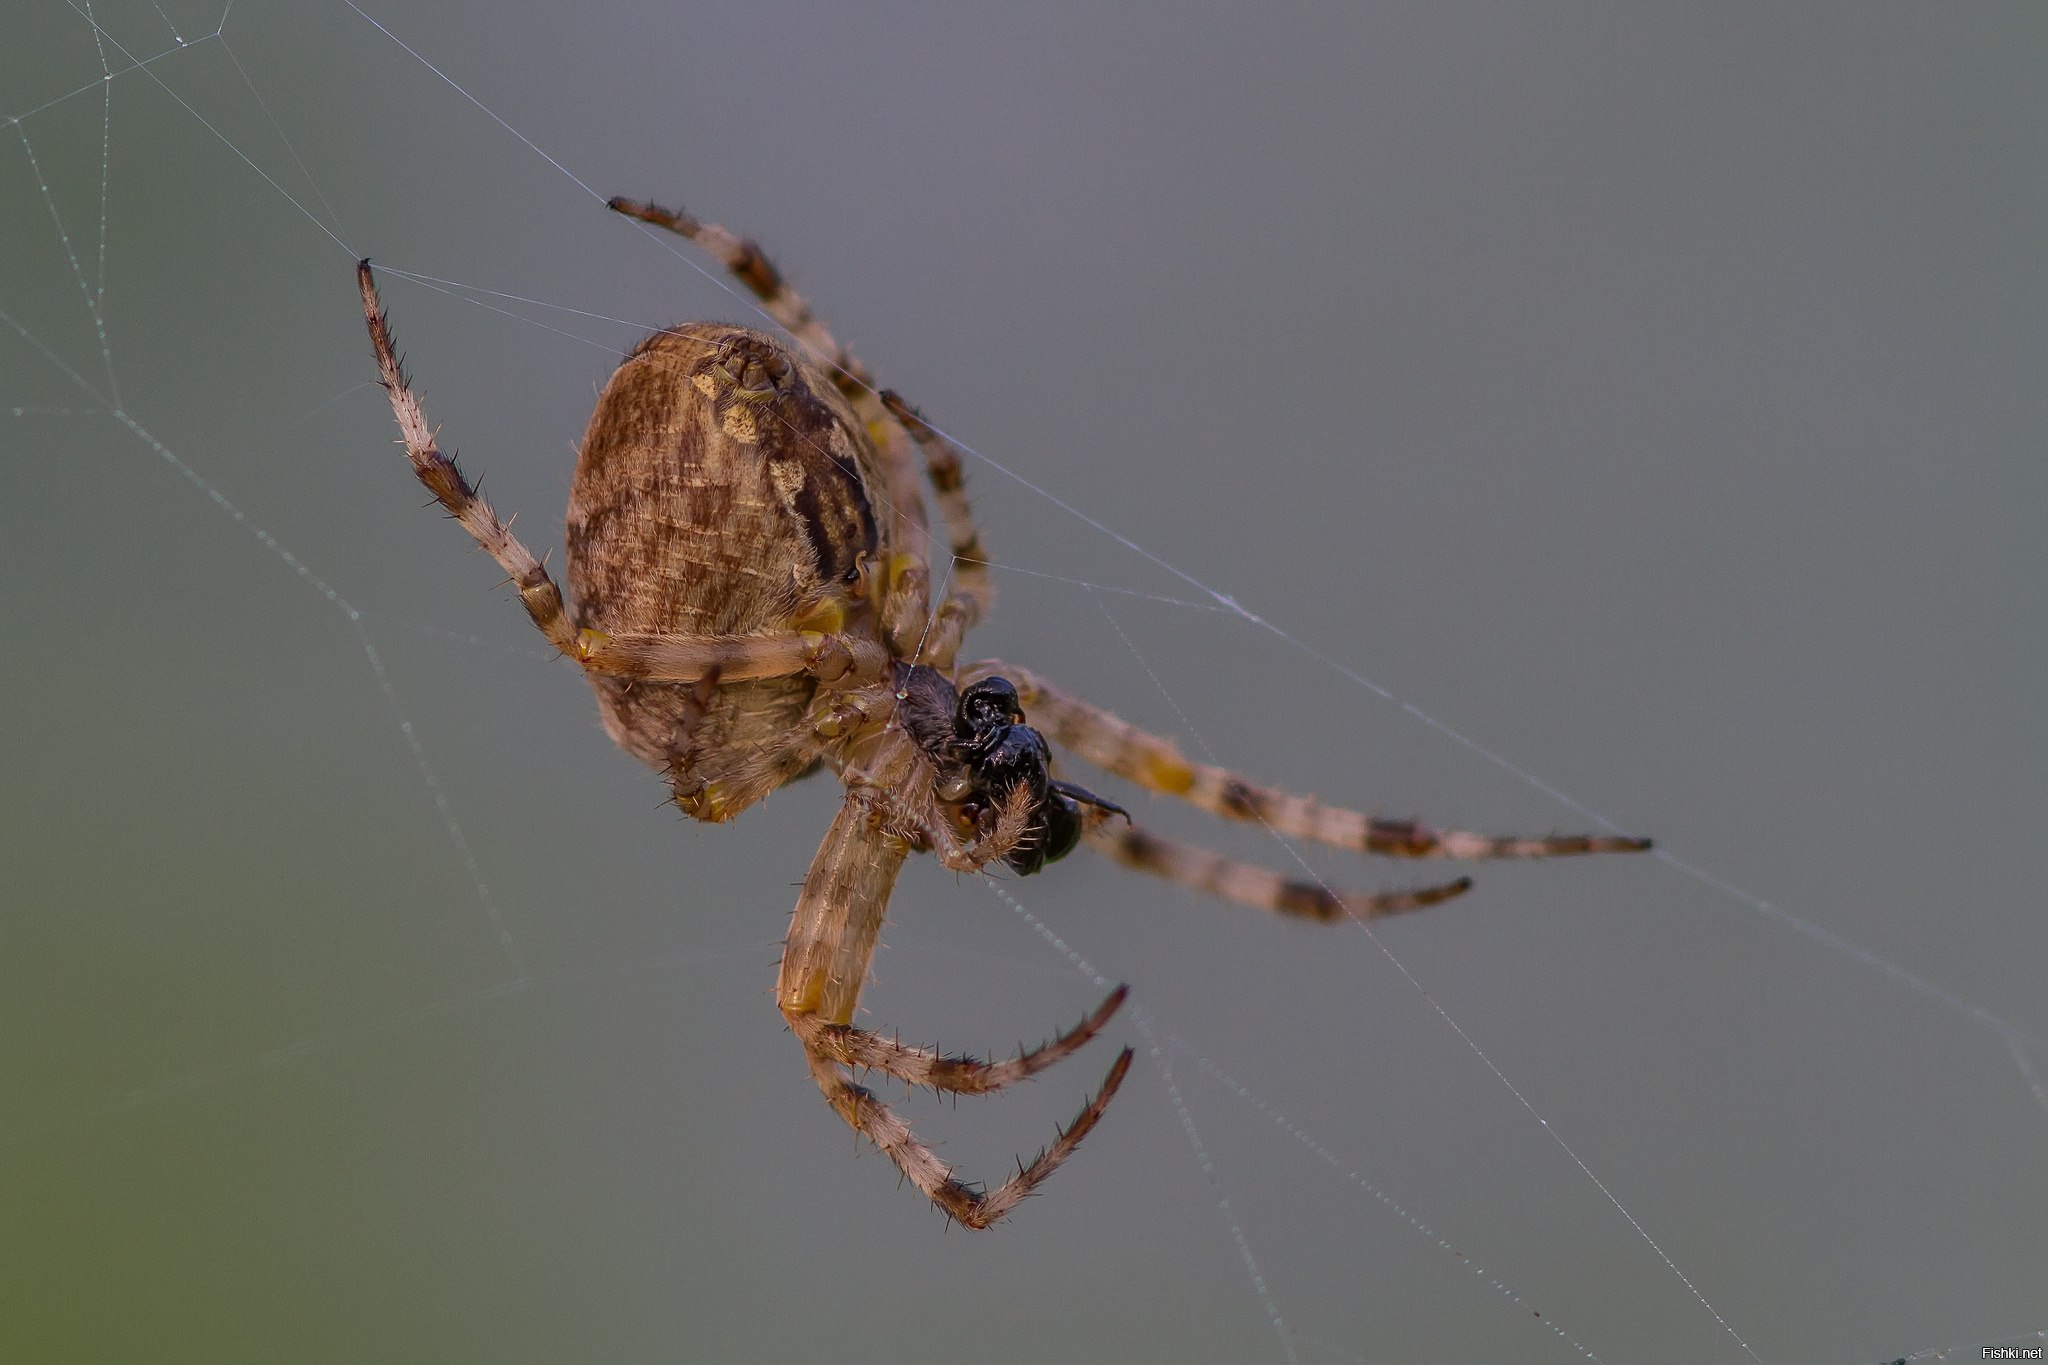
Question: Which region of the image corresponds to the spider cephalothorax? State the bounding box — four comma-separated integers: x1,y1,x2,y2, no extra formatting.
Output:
355,195,1650,1229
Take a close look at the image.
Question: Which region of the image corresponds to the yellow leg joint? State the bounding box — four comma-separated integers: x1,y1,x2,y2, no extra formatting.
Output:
1142,752,1197,795
790,597,847,634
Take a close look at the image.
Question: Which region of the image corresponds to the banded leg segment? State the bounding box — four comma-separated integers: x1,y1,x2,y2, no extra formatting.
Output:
880,389,994,657
792,985,1127,1095
577,627,890,686
1083,816,1472,922
983,662,1653,860
911,780,1036,874
358,260,577,656
608,197,878,395
780,786,1132,1229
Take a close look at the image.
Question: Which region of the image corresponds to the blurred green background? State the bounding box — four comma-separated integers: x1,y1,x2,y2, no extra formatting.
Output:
4,3,2044,1362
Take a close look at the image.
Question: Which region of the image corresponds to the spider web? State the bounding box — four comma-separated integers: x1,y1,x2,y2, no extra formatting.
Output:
5,3,2045,1362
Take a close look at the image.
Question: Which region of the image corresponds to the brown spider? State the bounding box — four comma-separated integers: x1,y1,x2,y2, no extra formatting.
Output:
354,197,1649,1229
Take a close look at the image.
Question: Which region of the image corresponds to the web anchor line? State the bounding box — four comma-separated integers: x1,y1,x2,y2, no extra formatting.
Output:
981,877,1609,1362
1083,589,1755,1360
0,292,526,983
1142,1013,1301,1365
1162,1027,1607,1363
2007,1039,2048,1119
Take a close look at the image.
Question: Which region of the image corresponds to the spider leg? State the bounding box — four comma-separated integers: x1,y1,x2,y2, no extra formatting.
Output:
878,389,993,666
803,1048,1131,1231
781,785,1131,1228
606,198,939,654
893,765,1037,873
792,985,1127,1095
576,627,890,685
357,261,577,656
1082,812,1473,921
967,662,1651,860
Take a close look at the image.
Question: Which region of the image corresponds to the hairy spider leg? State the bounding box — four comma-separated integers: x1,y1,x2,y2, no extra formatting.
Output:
779,776,1130,1229
577,628,889,686
359,260,578,656
878,388,994,668
1082,811,1475,921
793,986,1129,1096
984,662,1654,860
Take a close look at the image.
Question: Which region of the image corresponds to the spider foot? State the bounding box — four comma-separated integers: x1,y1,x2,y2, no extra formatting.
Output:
1364,817,1653,860
947,1046,1134,1230
1084,819,1477,922
796,992,1134,1229
795,985,1128,1095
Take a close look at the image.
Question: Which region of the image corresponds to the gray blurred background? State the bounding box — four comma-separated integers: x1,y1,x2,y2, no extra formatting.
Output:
4,3,2044,1362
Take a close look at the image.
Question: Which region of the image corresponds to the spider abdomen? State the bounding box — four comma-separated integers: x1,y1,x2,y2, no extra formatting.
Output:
565,325,890,816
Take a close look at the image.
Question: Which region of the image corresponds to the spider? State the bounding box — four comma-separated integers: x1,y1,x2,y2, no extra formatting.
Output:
354,197,1650,1229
